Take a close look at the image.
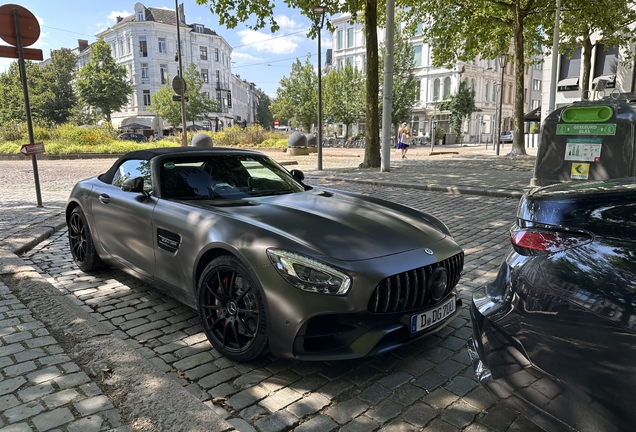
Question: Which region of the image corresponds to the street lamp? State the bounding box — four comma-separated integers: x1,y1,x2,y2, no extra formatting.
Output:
496,53,508,156
312,5,326,170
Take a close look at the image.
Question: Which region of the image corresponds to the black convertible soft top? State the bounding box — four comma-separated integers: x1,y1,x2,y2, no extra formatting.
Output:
98,146,262,184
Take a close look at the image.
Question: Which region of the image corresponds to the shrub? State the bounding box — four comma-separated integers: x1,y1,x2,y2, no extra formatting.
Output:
529,123,540,134
0,122,25,142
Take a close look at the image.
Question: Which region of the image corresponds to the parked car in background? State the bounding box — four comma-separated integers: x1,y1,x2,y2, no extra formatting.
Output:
499,130,514,143
66,147,464,362
118,133,148,143
469,178,636,432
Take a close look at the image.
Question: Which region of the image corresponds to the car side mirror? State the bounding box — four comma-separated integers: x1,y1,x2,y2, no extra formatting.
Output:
290,169,304,182
121,176,149,196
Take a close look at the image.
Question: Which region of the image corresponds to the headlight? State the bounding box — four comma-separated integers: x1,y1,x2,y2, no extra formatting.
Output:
266,249,351,295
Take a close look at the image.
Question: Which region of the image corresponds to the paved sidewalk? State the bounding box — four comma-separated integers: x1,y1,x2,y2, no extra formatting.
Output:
0,144,543,431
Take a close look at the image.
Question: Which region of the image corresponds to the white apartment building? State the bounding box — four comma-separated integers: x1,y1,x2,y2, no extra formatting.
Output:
329,14,542,143
74,2,261,134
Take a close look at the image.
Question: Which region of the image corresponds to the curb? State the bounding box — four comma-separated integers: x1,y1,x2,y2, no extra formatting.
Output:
1,250,234,431
4,215,68,255
306,176,528,199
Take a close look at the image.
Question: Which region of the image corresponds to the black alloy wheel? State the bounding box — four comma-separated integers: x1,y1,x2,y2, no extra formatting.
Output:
68,207,104,272
198,256,268,362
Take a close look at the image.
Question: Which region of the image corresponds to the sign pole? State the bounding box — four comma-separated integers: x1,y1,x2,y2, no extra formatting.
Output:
14,7,42,207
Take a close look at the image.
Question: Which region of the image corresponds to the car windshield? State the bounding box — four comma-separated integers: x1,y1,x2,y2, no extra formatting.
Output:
160,154,305,200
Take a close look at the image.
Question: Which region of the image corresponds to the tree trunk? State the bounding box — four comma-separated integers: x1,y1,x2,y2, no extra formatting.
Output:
344,124,349,141
581,32,593,98
105,111,112,123
511,14,527,155
361,0,381,168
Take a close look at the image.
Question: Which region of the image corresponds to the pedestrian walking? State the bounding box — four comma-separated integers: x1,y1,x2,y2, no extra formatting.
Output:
398,122,411,159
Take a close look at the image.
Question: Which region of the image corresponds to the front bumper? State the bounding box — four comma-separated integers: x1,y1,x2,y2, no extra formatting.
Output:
254,246,464,361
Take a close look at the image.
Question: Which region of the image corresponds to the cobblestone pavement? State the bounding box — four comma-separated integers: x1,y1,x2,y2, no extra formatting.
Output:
0,279,128,432
1,148,547,431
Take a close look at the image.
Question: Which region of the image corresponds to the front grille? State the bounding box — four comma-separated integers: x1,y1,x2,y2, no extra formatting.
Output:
368,252,464,313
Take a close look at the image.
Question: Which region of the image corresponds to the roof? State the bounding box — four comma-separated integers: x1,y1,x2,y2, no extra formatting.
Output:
98,147,263,184
111,7,216,35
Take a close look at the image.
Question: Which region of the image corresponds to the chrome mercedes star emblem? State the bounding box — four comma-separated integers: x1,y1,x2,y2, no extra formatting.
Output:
424,248,434,255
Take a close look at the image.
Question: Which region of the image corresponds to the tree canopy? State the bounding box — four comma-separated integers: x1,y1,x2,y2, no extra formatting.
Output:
323,62,365,140
257,93,274,128
270,54,317,132
76,38,133,122
148,74,182,128
400,0,553,155
379,26,418,136
150,63,221,129
438,78,480,137
40,49,78,124
195,0,384,167
183,62,221,125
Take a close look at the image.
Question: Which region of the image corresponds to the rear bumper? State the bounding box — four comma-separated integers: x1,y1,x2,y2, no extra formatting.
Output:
469,287,623,432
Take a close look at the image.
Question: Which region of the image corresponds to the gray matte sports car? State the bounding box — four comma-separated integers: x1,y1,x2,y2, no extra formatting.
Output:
66,147,464,362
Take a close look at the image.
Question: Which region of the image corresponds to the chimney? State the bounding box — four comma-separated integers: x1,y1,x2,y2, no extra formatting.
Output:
78,39,89,52
178,3,185,23
116,16,123,23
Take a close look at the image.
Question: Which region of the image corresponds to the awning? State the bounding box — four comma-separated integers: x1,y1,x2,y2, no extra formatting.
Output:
524,106,541,122
593,74,616,84
557,77,579,88
112,116,164,130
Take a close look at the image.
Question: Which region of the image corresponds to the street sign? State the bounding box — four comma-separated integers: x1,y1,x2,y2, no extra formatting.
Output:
0,44,42,60
172,76,187,95
274,119,279,127
20,142,45,156
172,95,189,102
556,124,616,136
0,4,40,47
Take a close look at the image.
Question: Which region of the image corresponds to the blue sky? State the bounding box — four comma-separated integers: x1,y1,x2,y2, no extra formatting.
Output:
0,0,333,97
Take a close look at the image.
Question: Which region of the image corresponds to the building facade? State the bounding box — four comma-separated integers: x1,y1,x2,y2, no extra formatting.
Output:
73,2,262,135
541,42,635,118
328,14,544,144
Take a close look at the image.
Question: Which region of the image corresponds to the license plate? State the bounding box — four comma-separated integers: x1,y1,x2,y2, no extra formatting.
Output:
410,295,456,334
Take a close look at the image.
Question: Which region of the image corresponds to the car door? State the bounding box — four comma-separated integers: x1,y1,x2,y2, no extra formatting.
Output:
90,159,157,279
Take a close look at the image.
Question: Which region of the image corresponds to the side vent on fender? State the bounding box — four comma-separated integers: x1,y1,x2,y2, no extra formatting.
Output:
157,228,181,253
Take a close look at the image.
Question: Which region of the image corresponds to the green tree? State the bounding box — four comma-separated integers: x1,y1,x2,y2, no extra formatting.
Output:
148,75,182,128
183,62,221,126
438,78,480,137
76,38,133,122
40,49,78,124
257,93,274,128
400,0,553,155
323,62,365,140
195,0,383,168
379,26,417,140
553,0,636,97
270,55,317,132
0,60,55,124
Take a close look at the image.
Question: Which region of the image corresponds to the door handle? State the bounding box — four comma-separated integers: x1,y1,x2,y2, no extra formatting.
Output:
98,194,110,204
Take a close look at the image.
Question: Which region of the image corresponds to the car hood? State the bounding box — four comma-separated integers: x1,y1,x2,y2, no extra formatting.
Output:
205,189,448,261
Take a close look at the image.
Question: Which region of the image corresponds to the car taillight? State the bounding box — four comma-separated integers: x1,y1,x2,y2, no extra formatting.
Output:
510,225,593,255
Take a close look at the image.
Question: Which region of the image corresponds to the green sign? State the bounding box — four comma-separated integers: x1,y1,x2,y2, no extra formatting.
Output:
556,124,616,135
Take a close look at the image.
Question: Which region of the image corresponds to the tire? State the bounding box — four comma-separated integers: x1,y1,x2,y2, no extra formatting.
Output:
68,207,105,272
197,256,269,362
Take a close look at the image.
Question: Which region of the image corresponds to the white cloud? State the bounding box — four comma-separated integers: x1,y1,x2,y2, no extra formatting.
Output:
234,14,310,54
275,15,304,31
96,10,130,30
232,52,264,65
